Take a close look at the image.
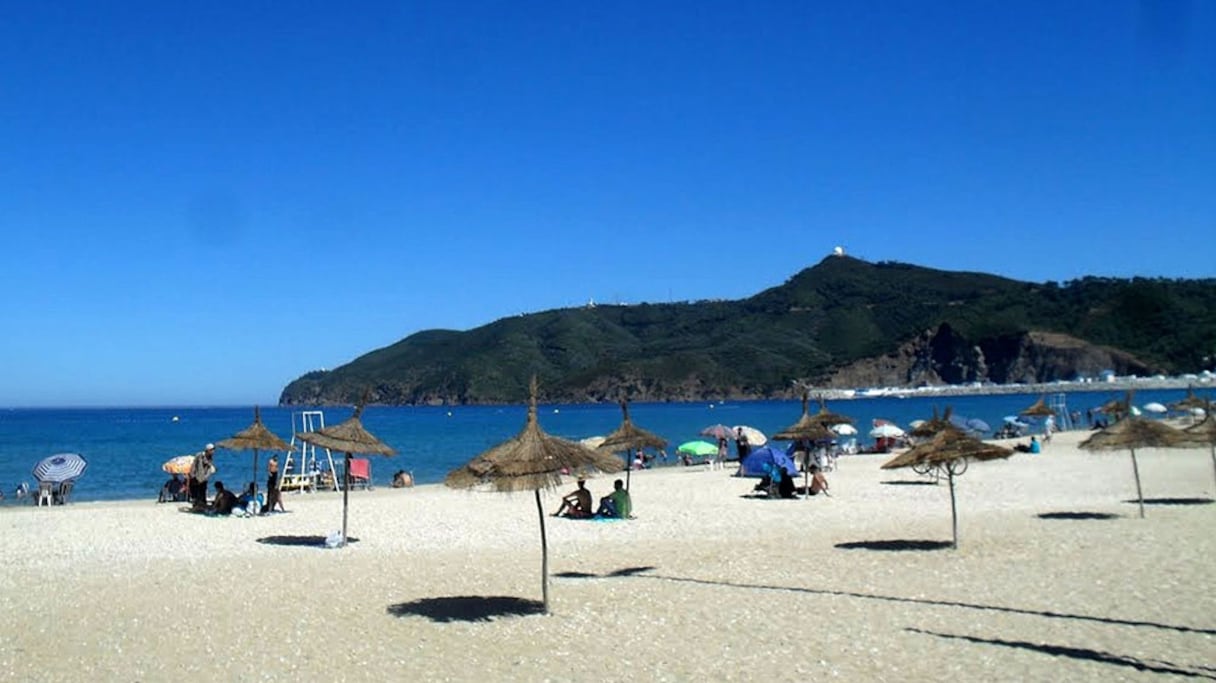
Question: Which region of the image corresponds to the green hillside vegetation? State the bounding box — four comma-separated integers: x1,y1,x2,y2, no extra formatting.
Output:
280,256,1216,405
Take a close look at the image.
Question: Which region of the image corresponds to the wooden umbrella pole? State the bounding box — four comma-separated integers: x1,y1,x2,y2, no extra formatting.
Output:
1130,448,1145,519
252,448,259,498
625,453,631,492
342,452,352,545
948,466,959,549
1210,445,1216,491
535,490,549,614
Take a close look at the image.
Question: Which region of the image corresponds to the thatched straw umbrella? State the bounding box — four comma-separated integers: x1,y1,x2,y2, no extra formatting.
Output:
1020,396,1055,418
1078,417,1189,518
881,430,1013,548
1095,391,1135,424
1019,396,1057,436
597,400,667,492
772,392,836,493
1182,411,1216,489
909,406,964,440
1171,387,1210,416
446,377,623,614
295,398,396,546
216,406,293,498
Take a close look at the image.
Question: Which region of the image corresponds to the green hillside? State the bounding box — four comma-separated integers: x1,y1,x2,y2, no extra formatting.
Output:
280,256,1216,405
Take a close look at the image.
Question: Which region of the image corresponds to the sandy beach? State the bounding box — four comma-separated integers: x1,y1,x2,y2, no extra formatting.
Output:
2,430,1214,682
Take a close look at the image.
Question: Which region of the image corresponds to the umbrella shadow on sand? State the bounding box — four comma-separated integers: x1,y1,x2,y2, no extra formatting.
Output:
880,480,938,486
835,540,953,552
907,628,1216,680
528,565,1215,636
256,535,360,547
1036,511,1120,520
386,596,545,622
1124,497,1213,506
554,566,655,580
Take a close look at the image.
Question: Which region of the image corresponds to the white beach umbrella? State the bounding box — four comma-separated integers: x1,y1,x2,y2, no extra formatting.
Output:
732,425,768,447
869,424,905,439
1143,402,1167,414
578,436,607,449
831,423,858,436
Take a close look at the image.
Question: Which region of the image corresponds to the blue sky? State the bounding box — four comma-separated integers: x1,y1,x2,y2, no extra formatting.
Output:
2,1,1213,407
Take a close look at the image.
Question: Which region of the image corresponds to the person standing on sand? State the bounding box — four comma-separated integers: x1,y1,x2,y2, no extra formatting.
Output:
808,465,830,496
265,454,286,513
189,444,216,509
735,427,751,461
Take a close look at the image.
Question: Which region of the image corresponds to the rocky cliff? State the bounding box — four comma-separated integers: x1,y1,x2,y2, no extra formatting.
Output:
824,324,1156,388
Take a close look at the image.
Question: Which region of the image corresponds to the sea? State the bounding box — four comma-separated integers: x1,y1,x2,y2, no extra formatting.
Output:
0,387,1201,504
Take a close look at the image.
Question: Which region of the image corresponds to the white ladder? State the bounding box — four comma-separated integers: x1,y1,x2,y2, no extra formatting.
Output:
289,411,339,492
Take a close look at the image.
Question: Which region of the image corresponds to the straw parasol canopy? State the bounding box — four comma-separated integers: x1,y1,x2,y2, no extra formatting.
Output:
908,406,963,440
1095,391,1135,423
808,395,854,428
1181,414,1216,489
1171,387,1210,413
597,400,667,491
881,430,1013,548
1078,416,1189,518
773,391,838,495
446,377,623,613
296,396,396,546
772,392,835,442
1019,396,1056,418
217,406,293,496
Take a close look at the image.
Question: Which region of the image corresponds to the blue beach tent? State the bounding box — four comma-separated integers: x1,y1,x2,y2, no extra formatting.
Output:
739,445,799,479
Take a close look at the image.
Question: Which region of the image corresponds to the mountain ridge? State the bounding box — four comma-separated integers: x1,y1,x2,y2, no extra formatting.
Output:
279,256,1216,405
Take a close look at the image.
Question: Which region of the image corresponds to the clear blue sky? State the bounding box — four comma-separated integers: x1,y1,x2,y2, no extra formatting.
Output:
2,1,1213,407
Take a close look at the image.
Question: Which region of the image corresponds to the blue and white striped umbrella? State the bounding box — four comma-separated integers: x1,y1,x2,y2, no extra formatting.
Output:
32,452,88,484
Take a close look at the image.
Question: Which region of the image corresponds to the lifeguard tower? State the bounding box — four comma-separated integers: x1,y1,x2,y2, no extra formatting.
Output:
1049,393,1073,431
284,411,340,492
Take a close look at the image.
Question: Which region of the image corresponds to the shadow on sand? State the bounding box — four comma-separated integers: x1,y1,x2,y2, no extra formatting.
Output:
907,628,1216,680
835,539,953,552
1037,511,1120,520
386,596,545,622
570,566,1215,636
1125,498,1214,506
880,480,938,486
256,535,359,547
555,566,655,580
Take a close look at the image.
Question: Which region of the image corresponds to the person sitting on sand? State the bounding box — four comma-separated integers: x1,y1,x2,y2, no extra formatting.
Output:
1016,436,1041,454
159,475,185,503
209,481,238,516
391,470,413,488
778,468,796,498
596,479,632,519
236,482,258,512
553,479,593,518
808,465,829,496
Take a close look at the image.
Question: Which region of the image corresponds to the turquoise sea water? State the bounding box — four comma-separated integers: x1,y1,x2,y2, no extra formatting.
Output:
0,388,1200,503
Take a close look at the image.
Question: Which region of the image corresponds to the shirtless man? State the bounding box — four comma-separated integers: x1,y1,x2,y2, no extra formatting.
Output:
552,479,592,517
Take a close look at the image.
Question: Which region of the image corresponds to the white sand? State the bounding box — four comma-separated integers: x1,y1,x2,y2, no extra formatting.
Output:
2,430,1214,682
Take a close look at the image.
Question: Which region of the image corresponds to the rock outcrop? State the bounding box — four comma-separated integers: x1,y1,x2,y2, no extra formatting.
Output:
824,325,1156,388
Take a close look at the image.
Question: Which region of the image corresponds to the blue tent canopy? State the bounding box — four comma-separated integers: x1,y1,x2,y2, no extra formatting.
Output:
739,445,798,479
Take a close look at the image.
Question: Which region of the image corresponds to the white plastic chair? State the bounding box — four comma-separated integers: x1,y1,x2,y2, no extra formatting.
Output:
36,482,53,507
